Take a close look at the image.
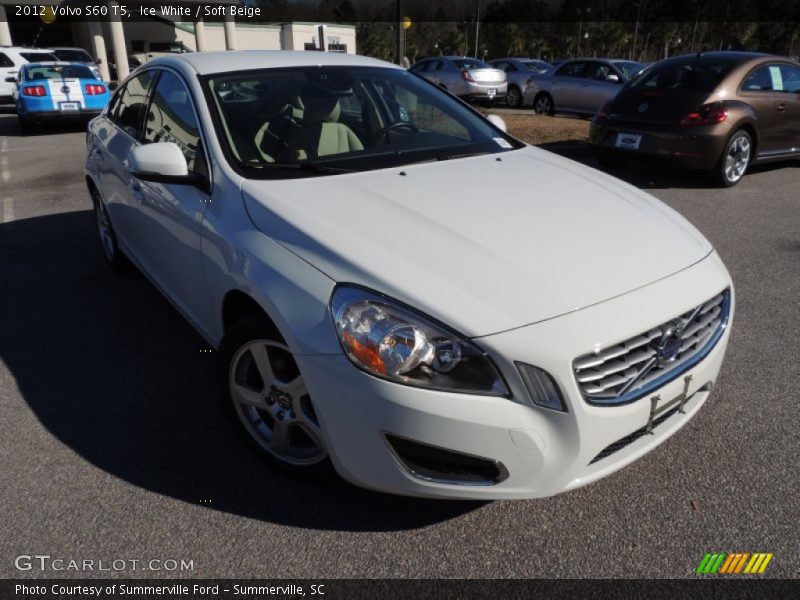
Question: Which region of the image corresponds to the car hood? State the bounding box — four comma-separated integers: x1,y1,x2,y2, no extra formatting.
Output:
241,146,712,337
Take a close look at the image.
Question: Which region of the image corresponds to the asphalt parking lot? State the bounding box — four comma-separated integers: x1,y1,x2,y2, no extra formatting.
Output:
0,110,797,579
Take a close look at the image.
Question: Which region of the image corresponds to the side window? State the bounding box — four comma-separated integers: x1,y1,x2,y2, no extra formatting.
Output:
143,71,203,173
556,62,585,78
110,71,155,138
742,66,773,92
493,61,506,71
410,61,428,73
432,61,444,71
776,64,800,93
0,53,13,68
505,63,518,73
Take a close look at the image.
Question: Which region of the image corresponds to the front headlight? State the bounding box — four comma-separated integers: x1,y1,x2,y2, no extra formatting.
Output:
330,285,509,396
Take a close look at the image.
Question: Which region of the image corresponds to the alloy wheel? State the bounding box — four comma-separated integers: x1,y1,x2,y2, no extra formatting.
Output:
724,134,751,184
506,87,521,108
535,94,552,115
229,339,326,466
94,195,116,262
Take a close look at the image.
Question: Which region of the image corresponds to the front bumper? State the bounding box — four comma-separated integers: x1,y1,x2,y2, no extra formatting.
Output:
590,119,731,170
299,252,733,499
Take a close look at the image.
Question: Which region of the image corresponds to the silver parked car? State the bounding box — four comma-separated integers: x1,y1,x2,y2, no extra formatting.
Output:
525,58,643,116
410,56,507,101
488,57,551,108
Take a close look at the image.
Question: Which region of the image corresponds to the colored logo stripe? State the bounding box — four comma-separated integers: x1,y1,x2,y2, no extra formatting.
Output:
697,552,773,574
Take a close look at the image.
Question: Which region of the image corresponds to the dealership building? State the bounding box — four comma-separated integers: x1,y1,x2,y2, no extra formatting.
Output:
0,0,356,81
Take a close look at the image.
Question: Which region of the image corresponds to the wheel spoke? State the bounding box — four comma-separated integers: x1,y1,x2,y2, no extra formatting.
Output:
270,419,289,453
231,382,267,409
249,343,276,387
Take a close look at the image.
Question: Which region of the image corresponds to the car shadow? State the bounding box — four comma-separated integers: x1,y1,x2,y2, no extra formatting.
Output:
0,210,484,532
0,112,89,137
538,140,799,190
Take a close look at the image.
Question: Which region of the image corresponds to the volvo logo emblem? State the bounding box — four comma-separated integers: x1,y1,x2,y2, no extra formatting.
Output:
655,325,683,366
637,102,649,113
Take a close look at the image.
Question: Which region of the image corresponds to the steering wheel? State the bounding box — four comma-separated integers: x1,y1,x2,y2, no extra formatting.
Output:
373,121,419,141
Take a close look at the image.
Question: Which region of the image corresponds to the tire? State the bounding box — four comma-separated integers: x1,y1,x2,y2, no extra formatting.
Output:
534,92,554,115
218,317,335,479
595,149,629,170
90,186,129,271
506,85,523,108
715,129,752,187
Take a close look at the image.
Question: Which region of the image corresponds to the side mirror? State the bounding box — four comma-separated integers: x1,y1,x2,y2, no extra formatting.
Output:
486,114,507,132
4,76,17,83
130,142,207,190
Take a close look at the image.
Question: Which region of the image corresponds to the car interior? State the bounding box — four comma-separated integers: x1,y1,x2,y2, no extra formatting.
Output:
209,69,477,168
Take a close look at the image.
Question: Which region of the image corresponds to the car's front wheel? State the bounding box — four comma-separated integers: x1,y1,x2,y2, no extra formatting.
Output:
716,129,752,187
219,317,334,478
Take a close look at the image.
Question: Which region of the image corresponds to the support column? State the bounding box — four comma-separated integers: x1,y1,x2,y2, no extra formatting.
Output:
87,21,110,82
224,13,237,50
108,1,128,81
0,5,13,47
194,18,207,52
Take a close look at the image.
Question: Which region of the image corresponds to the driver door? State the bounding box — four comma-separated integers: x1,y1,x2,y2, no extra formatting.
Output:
129,69,211,326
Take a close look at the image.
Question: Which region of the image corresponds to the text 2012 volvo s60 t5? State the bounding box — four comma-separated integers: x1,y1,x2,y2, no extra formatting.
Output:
85,51,733,499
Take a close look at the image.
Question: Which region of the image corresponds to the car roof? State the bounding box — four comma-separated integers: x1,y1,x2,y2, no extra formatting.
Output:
149,50,399,75
1,47,55,53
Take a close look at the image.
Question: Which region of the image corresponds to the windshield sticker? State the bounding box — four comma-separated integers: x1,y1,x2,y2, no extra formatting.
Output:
494,137,512,149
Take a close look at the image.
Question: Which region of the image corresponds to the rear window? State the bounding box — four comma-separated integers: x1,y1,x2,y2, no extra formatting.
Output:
52,49,93,63
631,60,735,91
20,52,57,62
452,59,489,70
523,60,550,73
23,64,95,80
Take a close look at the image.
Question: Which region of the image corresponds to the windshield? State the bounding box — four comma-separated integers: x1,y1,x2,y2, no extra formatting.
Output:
21,52,57,62
205,66,521,179
630,59,735,91
53,49,93,63
23,64,95,80
612,61,644,79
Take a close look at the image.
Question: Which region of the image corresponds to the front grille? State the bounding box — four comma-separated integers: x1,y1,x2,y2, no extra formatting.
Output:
573,289,730,405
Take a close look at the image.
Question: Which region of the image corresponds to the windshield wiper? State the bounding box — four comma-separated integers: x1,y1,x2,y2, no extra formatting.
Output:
436,150,492,161
245,161,356,174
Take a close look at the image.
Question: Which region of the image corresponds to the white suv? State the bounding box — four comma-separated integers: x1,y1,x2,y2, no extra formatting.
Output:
0,46,57,103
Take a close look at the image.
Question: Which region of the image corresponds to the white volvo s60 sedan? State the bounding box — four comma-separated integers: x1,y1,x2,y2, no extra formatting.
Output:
85,51,733,499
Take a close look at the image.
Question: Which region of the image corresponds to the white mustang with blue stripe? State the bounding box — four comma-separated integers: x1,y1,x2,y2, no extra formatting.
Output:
14,61,111,132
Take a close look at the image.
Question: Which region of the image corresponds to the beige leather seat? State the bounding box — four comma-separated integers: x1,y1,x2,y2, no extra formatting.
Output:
252,82,305,163
286,93,363,161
